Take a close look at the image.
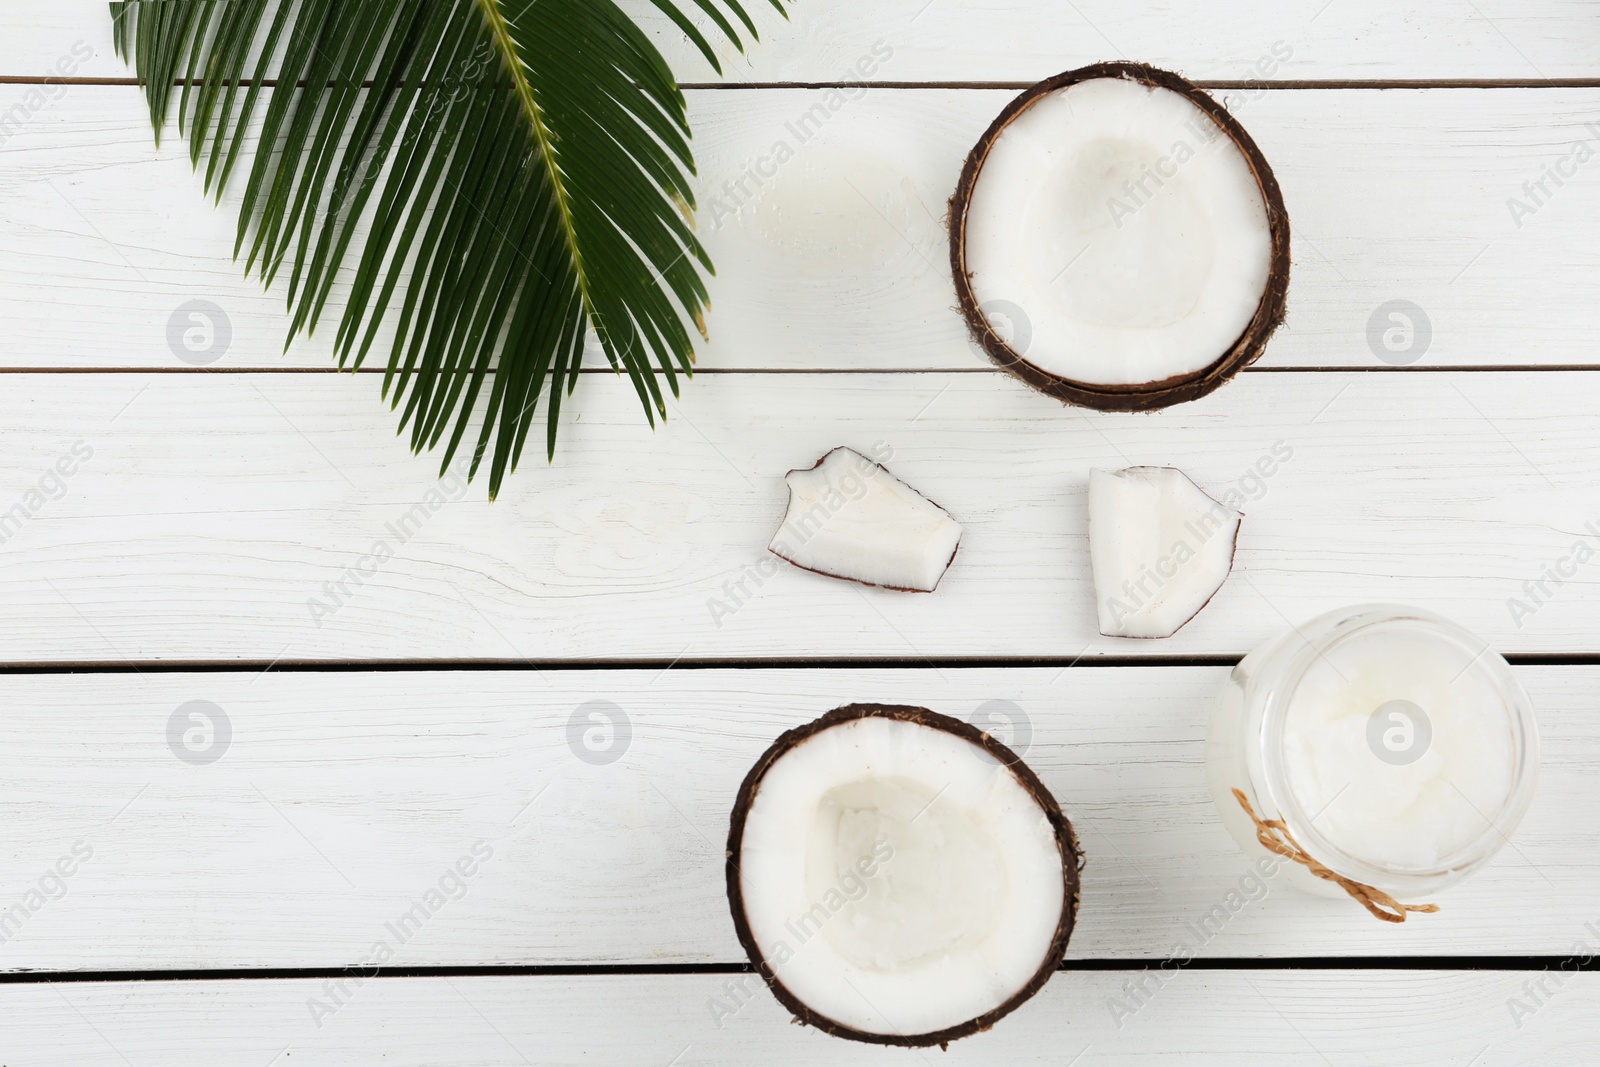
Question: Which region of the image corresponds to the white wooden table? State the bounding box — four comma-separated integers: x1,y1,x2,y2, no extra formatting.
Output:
1,1,1597,1063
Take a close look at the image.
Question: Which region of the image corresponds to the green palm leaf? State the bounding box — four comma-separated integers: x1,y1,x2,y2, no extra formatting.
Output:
111,0,786,497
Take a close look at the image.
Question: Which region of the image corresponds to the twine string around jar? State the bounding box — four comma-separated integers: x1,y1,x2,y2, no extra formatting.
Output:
1232,789,1440,924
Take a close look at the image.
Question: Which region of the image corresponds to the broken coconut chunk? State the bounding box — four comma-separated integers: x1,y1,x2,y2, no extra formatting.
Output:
727,704,1081,1046
950,62,1289,410
769,447,961,592
1089,466,1241,638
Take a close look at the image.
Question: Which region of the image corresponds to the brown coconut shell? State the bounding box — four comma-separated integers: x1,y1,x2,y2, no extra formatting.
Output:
949,61,1291,411
725,703,1083,1047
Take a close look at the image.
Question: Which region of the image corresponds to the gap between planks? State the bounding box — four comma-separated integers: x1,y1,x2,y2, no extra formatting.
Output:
2,957,1596,984
12,76,1600,89
1,366,1600,375
0,653,1597,673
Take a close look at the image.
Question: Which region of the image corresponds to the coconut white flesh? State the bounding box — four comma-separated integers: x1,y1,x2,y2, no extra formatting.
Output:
769,447,961,592
738,715,1065,1037
964,77,1273,388
1089,466,1241,638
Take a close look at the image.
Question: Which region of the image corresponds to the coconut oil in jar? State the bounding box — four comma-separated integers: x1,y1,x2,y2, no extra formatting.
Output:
1206,604,1539,914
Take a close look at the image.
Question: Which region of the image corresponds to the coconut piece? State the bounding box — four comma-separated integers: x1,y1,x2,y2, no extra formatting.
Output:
727,704,1081,1046
1089,466,1241,638
769,447,961,592
950,62,1290,410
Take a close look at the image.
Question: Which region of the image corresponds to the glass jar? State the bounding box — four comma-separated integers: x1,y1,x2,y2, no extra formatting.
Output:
1206,604,1540,917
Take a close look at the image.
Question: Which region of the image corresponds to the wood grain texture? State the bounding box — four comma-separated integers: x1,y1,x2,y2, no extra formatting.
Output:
0,370,1593,661
0,667,1589,970
3,971,1595,1065
3,0,1598,83
3,85,1600,370
0,3,1591,1062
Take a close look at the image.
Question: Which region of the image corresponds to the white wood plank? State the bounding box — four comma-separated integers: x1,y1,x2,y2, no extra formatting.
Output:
6,0,1600,82
2,971,1594,1065
685,84,1600,371
0,667,1589,969
0,370,1594,660
4,85,1600,370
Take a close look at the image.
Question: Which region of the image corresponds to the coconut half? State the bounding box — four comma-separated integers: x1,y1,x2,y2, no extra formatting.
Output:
769,447,962,592
726,704,1081,1047
1089,466,1241,638
950,62,1290,410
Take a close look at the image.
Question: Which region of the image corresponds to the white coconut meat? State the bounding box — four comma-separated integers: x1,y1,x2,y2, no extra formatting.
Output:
1089,466,1241,638
734,712,1069,1040
769,447,961,592
963,76,1274,388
